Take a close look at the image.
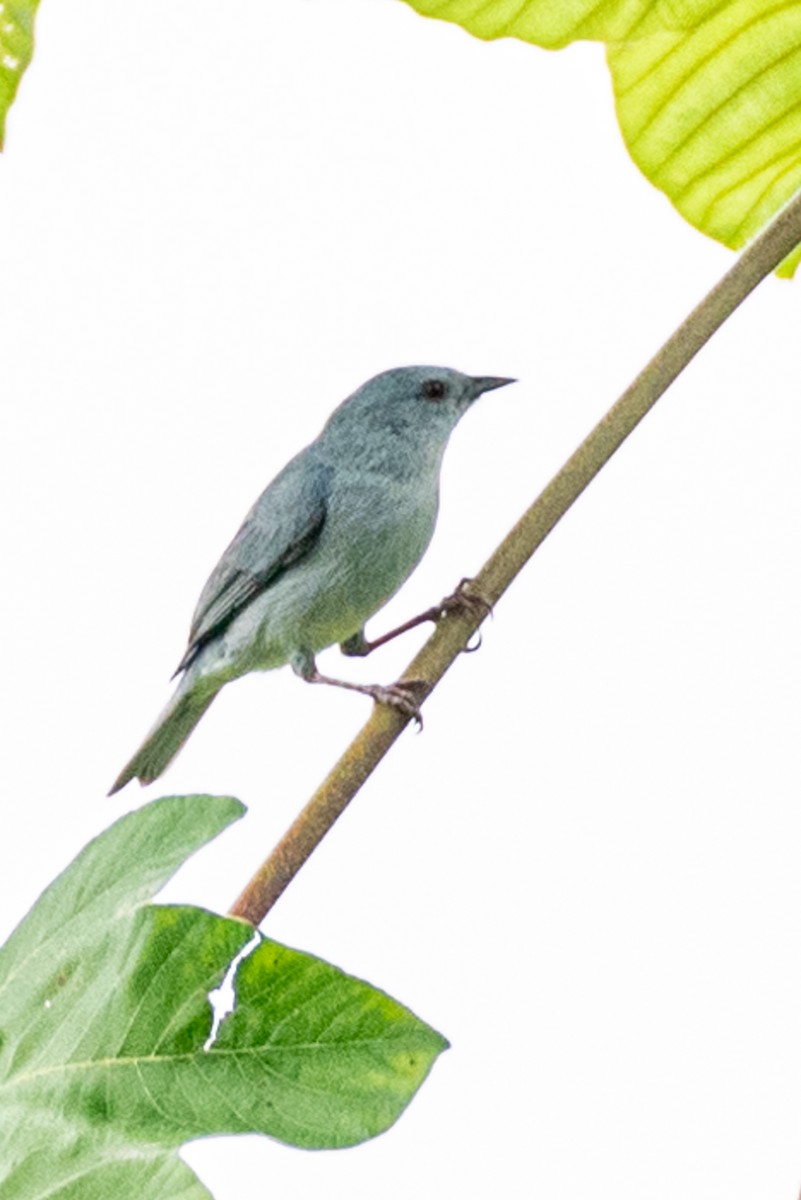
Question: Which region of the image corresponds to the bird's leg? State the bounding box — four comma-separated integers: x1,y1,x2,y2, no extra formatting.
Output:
291,650,428,728
338,629,374,657
340,577,493,659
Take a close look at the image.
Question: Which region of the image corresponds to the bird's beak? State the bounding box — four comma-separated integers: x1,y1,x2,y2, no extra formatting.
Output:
469,375,517,399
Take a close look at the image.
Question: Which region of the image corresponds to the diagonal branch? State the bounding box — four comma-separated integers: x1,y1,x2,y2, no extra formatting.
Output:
228,190,801,928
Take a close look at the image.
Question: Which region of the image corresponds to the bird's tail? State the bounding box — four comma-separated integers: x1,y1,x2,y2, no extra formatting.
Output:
109,679,221,795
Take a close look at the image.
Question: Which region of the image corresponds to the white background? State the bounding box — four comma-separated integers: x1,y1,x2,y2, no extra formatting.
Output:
2,2,801,1197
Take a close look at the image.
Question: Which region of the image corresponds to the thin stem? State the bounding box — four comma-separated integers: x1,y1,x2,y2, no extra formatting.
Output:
228,191,801,927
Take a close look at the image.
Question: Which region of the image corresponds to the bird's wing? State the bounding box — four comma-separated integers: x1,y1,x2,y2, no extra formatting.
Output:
175,451,331,674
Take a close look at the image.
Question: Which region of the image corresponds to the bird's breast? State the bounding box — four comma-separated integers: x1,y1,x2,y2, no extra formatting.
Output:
276,470,438,652
326,471,437,596
221,470,440,668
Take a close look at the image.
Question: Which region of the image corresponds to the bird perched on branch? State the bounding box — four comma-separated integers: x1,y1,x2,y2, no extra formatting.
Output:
110,366,514,793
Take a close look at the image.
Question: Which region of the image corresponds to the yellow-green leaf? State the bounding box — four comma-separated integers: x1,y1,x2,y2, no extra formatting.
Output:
401,0,801,274
609,0,801,275
401,0,705,47
0,0,39,149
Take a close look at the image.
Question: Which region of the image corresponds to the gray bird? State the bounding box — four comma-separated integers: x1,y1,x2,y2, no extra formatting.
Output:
110,366,514,793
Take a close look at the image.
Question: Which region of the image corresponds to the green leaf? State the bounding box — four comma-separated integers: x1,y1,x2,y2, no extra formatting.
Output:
0,796,448,1198
0,0,39,149
402,0,801,274
401,0,702,49
609,0,801,275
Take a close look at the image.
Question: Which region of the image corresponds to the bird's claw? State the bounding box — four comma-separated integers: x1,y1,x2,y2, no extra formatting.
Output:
430,578,492,652
464,628,483,654
437,576,493,623
370,679,429,729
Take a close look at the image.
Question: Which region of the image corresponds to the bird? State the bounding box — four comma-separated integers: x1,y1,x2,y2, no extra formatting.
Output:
109,366,515,793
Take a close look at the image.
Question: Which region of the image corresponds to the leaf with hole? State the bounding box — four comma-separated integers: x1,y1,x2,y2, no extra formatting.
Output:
0,795,448,1199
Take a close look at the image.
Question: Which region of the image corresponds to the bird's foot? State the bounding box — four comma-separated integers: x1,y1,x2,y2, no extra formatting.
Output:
300,659,428,728
365,678,429,729
434,577,493,652
437,576,493,620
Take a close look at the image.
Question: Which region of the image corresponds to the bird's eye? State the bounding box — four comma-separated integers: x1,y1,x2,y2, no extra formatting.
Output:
422,379,447,401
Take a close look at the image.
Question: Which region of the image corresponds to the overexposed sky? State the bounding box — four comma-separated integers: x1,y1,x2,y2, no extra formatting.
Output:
3,2,801,1197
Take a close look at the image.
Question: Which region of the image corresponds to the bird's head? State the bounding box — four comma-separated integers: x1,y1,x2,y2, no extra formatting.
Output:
321,366,515,465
